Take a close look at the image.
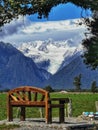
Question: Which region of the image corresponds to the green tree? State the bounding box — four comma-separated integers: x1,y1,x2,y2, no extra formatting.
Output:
0,0,98,27
73,74,82,91
91,81,97,93
44,85,54,92
82,15,98,69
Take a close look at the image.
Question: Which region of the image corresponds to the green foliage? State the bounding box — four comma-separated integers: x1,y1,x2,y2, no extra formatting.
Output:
82,18,98,69
73,74,82,91
0,0,98,27
91,81,97,93
44,85,54,92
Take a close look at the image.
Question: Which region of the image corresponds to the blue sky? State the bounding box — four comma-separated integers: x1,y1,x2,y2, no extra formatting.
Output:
28,3,92,22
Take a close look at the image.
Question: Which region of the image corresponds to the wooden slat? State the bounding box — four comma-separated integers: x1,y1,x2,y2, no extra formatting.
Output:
28,91,31,101
49,98,69,102
48,104,64,108
10,94,18,101
11,101,45,106
40,95,45,101
16,92,24,101
22,91,29,101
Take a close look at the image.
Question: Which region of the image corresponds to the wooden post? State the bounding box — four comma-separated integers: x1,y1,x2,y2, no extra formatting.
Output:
48,108,52,123
68,99,72,117
39,108,44,118
45,92,49,123
95,101,98,111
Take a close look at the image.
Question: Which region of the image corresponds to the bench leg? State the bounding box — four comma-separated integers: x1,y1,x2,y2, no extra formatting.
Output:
7,105,13,121
48,107,52,124
59,105,65,123
20,107,25,121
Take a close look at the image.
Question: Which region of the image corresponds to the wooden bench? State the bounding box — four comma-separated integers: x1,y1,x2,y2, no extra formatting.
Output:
7,86,69,123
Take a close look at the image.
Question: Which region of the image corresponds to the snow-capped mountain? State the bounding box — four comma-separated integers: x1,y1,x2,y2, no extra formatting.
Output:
16,19,87,75
0,42,51,90
17,39,84,74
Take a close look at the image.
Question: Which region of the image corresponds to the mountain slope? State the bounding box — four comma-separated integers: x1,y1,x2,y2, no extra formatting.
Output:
44,56,98,89
0,42,50,90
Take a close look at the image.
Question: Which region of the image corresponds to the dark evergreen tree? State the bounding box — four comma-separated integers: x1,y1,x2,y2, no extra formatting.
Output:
91,81,97,93
73,74,82,91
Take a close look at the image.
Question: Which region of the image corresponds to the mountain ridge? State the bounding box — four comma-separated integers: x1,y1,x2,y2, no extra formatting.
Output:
0,41,50,90
44,56,98,89
0,40,98,90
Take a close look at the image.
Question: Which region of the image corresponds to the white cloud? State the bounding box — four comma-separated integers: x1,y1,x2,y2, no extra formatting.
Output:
0,16,87,45
21,18,87,34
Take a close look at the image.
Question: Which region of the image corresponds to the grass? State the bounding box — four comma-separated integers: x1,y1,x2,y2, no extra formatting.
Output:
0,123,20,130
50,92,98,116
0,92,98,120
0,93,7,120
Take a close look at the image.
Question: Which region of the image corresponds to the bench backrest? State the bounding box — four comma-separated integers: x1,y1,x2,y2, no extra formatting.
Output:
8,86,49,105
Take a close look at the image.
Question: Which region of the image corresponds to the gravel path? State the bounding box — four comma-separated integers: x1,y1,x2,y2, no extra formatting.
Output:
0,117,97,130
